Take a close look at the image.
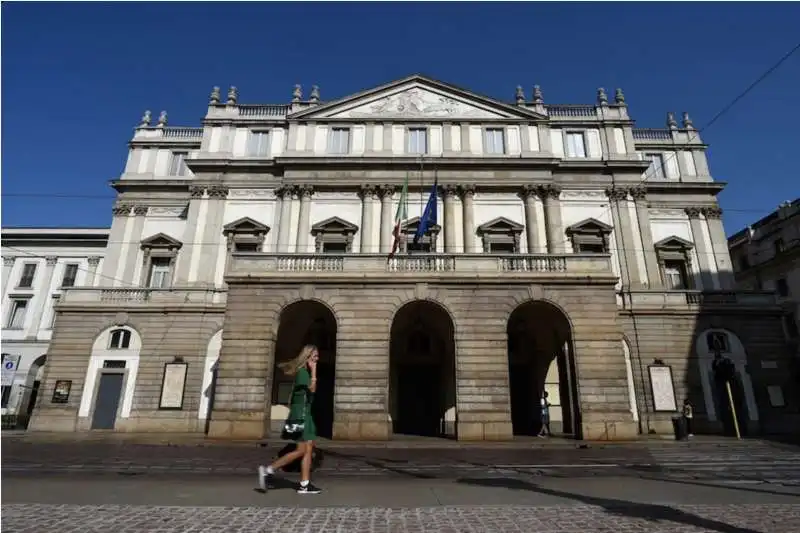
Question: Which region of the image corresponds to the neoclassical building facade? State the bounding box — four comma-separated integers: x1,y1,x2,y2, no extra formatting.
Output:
28,75,798,440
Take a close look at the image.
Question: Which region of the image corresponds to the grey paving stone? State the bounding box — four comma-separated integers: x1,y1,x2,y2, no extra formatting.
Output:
3,503,800,532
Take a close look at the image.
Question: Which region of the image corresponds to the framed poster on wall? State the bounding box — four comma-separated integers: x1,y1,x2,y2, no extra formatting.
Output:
159,362,188,410
51,380,72,404
648,364,678,412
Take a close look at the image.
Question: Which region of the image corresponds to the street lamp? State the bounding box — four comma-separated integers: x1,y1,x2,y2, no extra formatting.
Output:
711,338,741,439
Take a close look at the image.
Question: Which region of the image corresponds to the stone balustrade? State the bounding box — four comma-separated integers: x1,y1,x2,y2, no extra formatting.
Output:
227,252,615,282
619,289,778,310
59,287,228,306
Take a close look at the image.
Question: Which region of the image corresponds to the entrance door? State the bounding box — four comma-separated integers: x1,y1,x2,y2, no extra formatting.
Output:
395,364,441,437
311,362,335,439
91,373,124,430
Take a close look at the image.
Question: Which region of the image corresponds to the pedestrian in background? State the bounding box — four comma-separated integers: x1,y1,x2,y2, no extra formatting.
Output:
538,391,551,437
258,344,322,494
682,398,694,437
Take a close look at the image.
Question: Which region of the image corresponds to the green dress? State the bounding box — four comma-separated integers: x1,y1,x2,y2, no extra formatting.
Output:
287,367,317,442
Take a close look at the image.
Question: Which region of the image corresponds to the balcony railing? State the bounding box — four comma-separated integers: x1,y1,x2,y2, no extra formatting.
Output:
619,289,778,309
228,253,614,280
632,128,673,141
59,287,227,305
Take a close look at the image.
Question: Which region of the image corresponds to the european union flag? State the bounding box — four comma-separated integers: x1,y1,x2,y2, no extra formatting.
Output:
414,179,438,245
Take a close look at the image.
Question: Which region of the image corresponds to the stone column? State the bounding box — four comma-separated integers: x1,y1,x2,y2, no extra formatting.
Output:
26,256,57,338
458,185,476,253
100,203,132,286
630,187,662,288
538,185,564,253
86,256,102,287
2,256,16,300
295,185,313,253
686,207,715,290
605,187,641,288
174,186,206,283
197,186,228,283
121,205,149,285
379,185,395,253
359,185,377,253
520,185,541,253
703,206,735,290
277,186,294,253
442,185,458,253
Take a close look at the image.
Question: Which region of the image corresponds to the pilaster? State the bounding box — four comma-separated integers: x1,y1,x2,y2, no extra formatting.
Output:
359,185,377,253
605,187,639,288
197,186,228,283
276,186,294,253
538,185,564,253
685,207,715,290
100,203,132,287
2,256,16,300
702,206,735,290
520,185,541,253
175,185,206,284
86,256,102,287
26,256,57,339
629,187,661,288
378,185,395,253
121,205,149,285
442,185,458,253
295,185,314,253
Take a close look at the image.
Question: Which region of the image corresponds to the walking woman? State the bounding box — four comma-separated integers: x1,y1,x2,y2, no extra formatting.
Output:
258,344,322,494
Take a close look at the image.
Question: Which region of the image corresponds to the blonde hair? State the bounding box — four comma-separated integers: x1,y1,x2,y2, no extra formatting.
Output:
278,344,318,376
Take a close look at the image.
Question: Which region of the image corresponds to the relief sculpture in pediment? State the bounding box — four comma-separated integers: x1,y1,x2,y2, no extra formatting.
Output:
338,88,500,119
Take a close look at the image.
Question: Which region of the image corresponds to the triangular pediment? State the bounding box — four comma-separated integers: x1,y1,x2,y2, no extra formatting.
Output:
477,216,524,234
566,218,613,235
401,216,442,232
655,235,694,249
140,232,182,249
311,216,359,235
223,217,270,235
290,75,546,121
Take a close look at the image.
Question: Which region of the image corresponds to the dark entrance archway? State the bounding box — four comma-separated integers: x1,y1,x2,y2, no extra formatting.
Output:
389,300,456,438
272,300,337,439
507,300,580,438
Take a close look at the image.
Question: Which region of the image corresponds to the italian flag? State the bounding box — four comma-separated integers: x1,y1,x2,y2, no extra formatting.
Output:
389,175,409,257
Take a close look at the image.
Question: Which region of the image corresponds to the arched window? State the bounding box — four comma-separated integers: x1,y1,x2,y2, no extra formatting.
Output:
109,329,132,350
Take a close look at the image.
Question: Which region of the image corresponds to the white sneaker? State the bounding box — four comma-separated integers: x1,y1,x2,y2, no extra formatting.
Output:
258,465,271,491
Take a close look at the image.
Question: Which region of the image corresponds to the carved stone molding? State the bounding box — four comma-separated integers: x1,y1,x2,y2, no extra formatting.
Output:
604,187,629,202
189,186,205,198
273,186,290,200
518,184,537,200
702,206,723,219
87,256,102,266
536,184,562,200
207,185,229,199
378,184,395,199
297,184,314,199
684,207,703,219
112,203,133,217
133,205,149,217
4,256,16,267
45,256,58,266
458,184,476,199
358,185,378,200
628,186,648,201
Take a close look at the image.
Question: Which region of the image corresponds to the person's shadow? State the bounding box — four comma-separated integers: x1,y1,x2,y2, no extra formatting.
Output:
457,477,766,533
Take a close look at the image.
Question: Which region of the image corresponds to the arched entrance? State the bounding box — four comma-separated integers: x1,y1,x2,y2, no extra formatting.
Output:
19,355,46,428
272,300,337,439
507,300,580,437
389,300,456,438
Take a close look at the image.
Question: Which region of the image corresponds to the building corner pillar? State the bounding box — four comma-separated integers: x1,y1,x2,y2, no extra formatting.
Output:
26,256,57,338
604,187,638,289
630,187,662,289
685,207,715,290
174,186,206,284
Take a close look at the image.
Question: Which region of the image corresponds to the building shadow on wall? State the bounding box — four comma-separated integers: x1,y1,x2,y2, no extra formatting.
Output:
455,476,762,533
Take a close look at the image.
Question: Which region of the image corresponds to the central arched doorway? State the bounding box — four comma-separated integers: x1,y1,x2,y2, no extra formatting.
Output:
507,300,580,438
389,300,456,438
272,300,337,439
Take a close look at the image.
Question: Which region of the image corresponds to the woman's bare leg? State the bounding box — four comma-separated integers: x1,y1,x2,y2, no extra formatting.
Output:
270,442,307,471
300,441,314,483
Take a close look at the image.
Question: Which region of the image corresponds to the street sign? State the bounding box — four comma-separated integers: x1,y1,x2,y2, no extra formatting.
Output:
1,354,21,387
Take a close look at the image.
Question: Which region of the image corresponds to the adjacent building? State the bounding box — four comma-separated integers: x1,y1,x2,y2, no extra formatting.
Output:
24,75,798,440
1,228,108,428
728,199,800,400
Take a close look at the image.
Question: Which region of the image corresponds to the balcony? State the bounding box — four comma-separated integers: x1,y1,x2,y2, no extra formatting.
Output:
619,290,779,311
59,287,227,307
227,253,616,283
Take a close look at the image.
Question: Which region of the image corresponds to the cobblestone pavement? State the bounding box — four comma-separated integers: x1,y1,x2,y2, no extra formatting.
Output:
4,439,800,486
3,503,800,532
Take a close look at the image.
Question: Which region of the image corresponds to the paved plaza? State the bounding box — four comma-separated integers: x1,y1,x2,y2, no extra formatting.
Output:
3,437,800,532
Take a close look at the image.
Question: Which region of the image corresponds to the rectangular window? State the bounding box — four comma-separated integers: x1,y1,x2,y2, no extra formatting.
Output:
61,264,79,288
246,131,270,157
233,241,260,253
147,257,172,289
484,129,505,155
576,242,607,254
1,385,11,409
565,132,586,158
407,128,428,154
663,260,688,290
103,360,127,369
327,128,350,155
321,241,348,254
18,263,37,288
407,240,432,253
645,153,666,179
168,152,188,176
6,299,29,329
489,241,516,254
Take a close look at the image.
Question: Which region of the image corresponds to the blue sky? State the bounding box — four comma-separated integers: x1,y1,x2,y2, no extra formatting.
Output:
2,2,798,235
